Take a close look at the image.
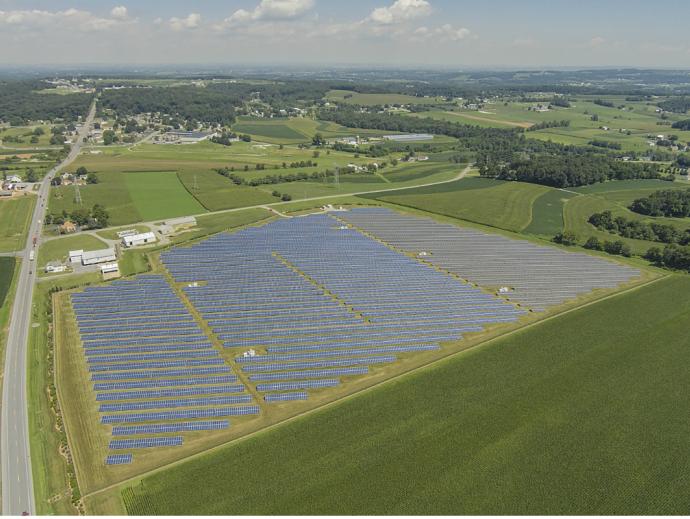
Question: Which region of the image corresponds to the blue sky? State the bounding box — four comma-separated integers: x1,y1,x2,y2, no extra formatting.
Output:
0,0,689,67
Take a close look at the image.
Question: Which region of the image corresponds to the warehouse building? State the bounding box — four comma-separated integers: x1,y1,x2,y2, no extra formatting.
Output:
122,231,157,248
81,248,117,266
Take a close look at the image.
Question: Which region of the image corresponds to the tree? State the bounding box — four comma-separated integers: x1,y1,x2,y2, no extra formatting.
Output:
553,231,578,246
312,133,324,146
76,166,88,176
102,129,117,145
584,236,603,250
86,172,99,184
91,204,109,228
32,127,44,136
25,168,37,182
281,193,292,201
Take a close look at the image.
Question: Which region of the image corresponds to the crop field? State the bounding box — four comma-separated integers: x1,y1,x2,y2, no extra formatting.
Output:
232,117,388,144
114,272,690,515
523,189,577,236
122,171,205,221
176,170,275,211
325,90,444,106
56,141,464,222
0,195,36,252
364,177,550,232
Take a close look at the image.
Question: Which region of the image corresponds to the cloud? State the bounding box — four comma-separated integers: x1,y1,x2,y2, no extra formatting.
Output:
512,37,538,49
368,0,432,25
0,7,132,31
221,0,314,27
589,36,606,47
110,5,128,21
169,13,201,31
411,23,471,42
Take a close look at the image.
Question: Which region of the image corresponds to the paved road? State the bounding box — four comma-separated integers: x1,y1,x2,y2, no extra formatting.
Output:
1,100,95,515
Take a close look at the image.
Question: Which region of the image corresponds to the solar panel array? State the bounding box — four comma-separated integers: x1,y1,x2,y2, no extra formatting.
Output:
161,213,525,401
70,275,256,465
338,207,641,312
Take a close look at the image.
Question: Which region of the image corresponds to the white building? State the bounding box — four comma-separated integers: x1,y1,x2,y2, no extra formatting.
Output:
69,250,84,263
45,263,67,273
100,262,119,274
81,248,117,266
122,231,157,248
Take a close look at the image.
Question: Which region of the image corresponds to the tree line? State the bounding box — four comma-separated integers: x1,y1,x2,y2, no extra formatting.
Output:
630,188,690,217
588,210,690,245
480,154,667,188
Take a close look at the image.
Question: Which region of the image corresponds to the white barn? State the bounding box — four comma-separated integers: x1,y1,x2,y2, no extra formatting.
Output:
122,231,157,248
81,248,117,266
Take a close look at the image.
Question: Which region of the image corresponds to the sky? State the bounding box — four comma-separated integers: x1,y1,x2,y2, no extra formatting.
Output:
0,0,689,69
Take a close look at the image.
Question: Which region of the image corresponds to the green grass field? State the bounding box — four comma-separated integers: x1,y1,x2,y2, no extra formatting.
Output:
365,177,550,232
0,125,56,148
38,234,109,269
122,171,205,221
176,170,275,211
523,189,577,236
0,256,15,308
119,274,690,515
0,195,36,252
231,117,388,144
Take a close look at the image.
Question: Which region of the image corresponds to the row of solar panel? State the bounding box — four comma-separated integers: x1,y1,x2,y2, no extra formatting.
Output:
110,436,183,449
96,385,245,401
94,375,239,391
101,405,260,424
99,394,252,412
92,366,232,381
264,391,308,402
112,420,229,436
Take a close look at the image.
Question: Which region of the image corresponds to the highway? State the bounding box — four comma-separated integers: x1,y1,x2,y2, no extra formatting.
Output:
1,100,95,515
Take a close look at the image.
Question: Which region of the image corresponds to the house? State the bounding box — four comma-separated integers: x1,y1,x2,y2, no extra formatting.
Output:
100,262,119,274
155,131,213,144
6,175,22,183
0,191,12,197
122,231,157,248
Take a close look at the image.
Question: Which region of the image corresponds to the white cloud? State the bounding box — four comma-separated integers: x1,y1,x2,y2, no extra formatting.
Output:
410,23,471,42
221,0,314,27
110,5,128,21
589,36,606,47
169,13,201,31
368,0,432,25
0,7,132,31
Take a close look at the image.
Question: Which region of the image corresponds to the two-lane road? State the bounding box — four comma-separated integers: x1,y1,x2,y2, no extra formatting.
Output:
1,100,95,515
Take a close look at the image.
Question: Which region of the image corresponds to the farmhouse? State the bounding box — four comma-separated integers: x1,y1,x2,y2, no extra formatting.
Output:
122,231,157,248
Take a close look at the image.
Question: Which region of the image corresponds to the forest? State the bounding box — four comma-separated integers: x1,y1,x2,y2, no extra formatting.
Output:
588,210,690,245
0,80,92,124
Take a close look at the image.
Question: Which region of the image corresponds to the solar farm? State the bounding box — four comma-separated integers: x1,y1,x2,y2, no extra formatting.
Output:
62,206,642,479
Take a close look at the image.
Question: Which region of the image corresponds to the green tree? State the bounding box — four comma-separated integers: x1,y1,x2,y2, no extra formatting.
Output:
76,166,88,176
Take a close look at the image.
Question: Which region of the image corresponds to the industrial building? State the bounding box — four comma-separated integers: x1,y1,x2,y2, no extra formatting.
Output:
69,248,117,266
122,231,157,248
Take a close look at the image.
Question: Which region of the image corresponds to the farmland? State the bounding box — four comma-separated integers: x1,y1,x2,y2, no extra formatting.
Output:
363,177,550,232
49,140,462,224
325,89,444,106
231,117,388,144
0,195,36,252
0,256,16,309
115,274,690,515
404,96,690,152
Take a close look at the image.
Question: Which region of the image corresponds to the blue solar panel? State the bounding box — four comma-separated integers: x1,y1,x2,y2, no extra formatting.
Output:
99,394,252,412
105,453,132,465
112,421,229,436
255,379,340,392
96,385,246,401
94,375,238,391
264,391,308,402
101,405,260,424
109,436,183,449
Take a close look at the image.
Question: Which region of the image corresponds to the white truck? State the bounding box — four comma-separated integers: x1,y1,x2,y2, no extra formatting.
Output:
29,250,35,261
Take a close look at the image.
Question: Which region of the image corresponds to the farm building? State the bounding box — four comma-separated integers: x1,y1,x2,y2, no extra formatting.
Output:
45,262,67,273
122,231,157,248
155,131,213,144
383,133,433,142
69,250,83,264
81,248,117,266
100,262,119,274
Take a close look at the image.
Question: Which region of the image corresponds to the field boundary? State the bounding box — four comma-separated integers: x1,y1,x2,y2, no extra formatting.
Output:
82,270,667,507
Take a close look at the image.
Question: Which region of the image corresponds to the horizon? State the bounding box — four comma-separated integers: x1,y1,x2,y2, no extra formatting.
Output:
1,0,689,68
